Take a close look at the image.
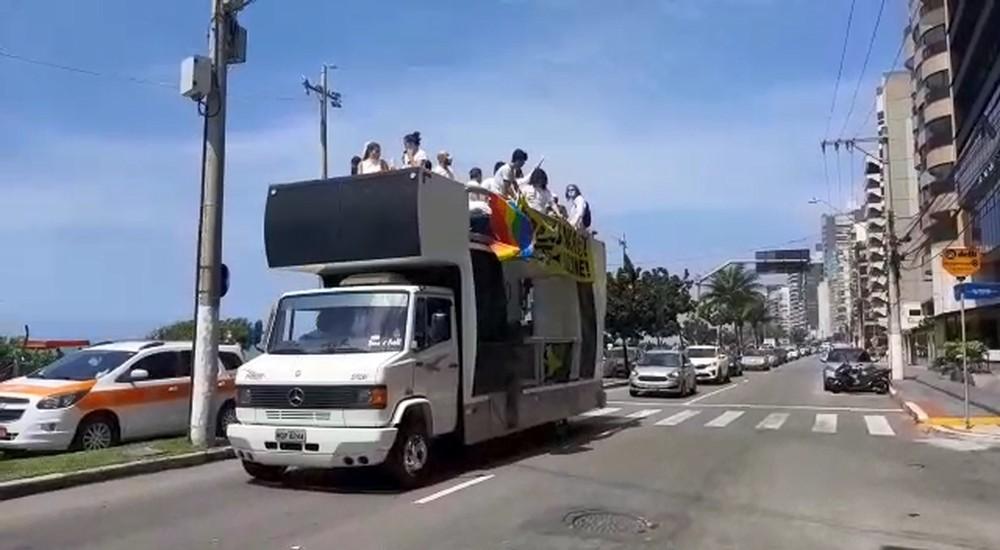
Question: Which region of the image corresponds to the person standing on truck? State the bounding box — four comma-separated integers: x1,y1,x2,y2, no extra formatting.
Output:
359,142,390,174
495,149,531,199
432,150,456,180
349,155,362,176
482,161,505,195
521,168,554,214
402,131,428,168
565,184,592,230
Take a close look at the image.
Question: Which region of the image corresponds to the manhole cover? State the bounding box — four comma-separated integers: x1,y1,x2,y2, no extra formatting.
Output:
564,509,656,536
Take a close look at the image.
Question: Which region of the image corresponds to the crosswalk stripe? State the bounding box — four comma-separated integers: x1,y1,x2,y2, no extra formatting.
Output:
755,412,789,430
625,408,662,420
580,407,621,417
813,413,838,434
864,415,895,436
655,410,701,426
705,410,744,427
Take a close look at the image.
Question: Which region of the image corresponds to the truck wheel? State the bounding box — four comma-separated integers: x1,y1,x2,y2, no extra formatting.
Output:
216,403,238,438
241,460,285,482
386,416,431,488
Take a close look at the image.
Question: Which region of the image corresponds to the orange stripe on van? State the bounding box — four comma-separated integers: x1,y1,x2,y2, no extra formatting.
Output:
77,381,192,411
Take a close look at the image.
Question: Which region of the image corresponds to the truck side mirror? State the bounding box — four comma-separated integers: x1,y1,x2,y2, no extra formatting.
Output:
430,312,450,343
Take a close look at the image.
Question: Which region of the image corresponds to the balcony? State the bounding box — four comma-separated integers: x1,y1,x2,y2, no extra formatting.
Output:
865,176,882,190
918,0,946,36
865,160,882,176
924,143,956,171
866,190,884,204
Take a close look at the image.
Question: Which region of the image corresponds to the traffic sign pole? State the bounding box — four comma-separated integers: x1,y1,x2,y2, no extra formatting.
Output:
958,276,970,429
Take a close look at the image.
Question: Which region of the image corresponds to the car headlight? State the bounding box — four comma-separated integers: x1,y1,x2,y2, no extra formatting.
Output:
667,371,679,379
37,390,88,410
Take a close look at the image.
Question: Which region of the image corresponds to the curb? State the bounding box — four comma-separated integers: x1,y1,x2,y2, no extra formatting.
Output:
923,423,1000,442
911,377,1000,416
602,379,629,389
0,446,234,501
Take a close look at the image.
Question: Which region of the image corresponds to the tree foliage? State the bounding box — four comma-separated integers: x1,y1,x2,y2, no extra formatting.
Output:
790,327,809,346
148,318,257,349
0,336,58,380
605,255,694,348
681,316,715,346
701,265,761,349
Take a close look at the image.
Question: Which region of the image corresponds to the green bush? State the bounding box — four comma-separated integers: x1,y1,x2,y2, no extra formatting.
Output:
932,340,992,378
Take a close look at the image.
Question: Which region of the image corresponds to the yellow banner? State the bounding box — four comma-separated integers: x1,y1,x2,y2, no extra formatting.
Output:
522,206,593,282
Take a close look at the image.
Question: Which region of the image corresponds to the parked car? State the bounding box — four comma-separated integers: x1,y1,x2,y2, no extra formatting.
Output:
786,348,800,361
686,345,731,383
603,346,643,378
0,341,243,452
741,349,771,371
821,347,877,392
629,349,697,397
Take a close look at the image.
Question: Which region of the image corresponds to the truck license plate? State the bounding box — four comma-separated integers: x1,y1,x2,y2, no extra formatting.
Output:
275,428,306,443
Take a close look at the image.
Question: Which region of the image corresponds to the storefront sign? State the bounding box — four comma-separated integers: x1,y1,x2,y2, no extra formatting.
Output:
942,247,981,278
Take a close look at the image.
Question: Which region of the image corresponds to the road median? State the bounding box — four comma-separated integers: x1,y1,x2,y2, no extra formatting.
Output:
0,438,234,501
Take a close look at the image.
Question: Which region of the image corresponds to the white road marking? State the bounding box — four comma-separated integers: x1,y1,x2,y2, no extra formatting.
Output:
580,407,621,417
705,410,745,427
864,415,895,436
655,409,701,426
414,474,495,504
813,413,838,434
678,403,903,413
684,383,741,405
755,412,789,430
625,408,661,420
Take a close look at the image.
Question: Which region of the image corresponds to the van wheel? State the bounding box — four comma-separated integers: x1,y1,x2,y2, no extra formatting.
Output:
386,416,431,488
72,414,119,451
216,403,238,438
242,460,285,482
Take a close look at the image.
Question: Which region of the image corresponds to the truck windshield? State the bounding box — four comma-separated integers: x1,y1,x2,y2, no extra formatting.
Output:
268,292,409,354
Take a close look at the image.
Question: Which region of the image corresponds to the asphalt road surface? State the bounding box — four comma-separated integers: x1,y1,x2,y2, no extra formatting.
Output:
4,356,1000,549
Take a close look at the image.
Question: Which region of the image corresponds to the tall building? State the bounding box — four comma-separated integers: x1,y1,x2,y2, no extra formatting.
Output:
902,0,960,360
946,0,1000,348
817,278,832,339
765,285,792,335
821,212,858,340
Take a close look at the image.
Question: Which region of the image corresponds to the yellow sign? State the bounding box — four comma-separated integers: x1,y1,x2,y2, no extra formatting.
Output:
522,206,594,282
942,247,981,278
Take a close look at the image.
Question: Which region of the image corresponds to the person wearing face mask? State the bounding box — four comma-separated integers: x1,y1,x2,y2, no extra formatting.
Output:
432,150,456,180
358,141,390,174
402,131,428,168
565,184,591,230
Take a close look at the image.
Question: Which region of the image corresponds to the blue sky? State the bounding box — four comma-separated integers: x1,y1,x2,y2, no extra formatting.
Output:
0,0,905,339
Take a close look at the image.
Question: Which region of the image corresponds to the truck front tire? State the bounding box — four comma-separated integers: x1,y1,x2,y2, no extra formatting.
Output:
386,415,431,488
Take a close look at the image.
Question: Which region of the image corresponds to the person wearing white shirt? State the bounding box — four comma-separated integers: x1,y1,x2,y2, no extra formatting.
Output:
432,150,456,180
402,131,429,168
565,184,591,230
520,168,554,213
481,161,505,195
358,141,390,175
466,167,491,217
495,149,531,198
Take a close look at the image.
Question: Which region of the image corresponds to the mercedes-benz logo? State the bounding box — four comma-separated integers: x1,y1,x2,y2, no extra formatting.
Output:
287,387,305,407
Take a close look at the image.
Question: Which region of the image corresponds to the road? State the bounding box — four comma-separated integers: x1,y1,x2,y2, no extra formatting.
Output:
4,355,1000,549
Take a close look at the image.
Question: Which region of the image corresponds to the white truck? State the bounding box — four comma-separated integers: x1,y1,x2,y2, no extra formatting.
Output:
227,168,607,486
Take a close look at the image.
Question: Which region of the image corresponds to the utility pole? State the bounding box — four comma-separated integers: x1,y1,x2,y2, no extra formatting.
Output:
822,137,904,379
303,64,342,179
186,0,248,447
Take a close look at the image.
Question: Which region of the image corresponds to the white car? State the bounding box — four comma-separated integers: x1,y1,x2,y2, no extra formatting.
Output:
0,341,243,451
685,345,731,383
786,348,800,361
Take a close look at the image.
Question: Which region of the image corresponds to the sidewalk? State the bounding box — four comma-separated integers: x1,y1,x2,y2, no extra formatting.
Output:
892,364,1000,434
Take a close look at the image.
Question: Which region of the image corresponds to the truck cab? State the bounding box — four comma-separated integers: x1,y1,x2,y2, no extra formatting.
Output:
227,168,606,486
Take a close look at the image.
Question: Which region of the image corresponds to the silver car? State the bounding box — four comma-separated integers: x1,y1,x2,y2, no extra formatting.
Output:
629,350,697,397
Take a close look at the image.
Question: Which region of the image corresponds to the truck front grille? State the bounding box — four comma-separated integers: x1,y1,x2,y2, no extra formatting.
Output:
241,385,364,409
264,410,332,421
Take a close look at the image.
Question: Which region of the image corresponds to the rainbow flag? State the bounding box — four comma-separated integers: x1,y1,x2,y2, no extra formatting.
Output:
487,193,534,260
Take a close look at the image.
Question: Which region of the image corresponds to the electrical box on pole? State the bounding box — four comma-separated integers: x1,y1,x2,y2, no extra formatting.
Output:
180,56,212,100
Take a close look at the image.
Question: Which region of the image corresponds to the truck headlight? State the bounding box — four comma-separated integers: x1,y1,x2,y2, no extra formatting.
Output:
236,387,252,406
357,386,387,409
37,391,88,410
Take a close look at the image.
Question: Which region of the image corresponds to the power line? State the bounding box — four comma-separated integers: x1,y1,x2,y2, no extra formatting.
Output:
0,46,304,102
904,184,1000,268
825,0,858,139
839,0,887,139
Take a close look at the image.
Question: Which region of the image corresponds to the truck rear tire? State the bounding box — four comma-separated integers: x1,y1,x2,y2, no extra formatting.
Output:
241,461,285,482
385,416,431,489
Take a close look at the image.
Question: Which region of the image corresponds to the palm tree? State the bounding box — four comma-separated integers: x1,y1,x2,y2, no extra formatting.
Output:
742,294,772,347
702,265,761,350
